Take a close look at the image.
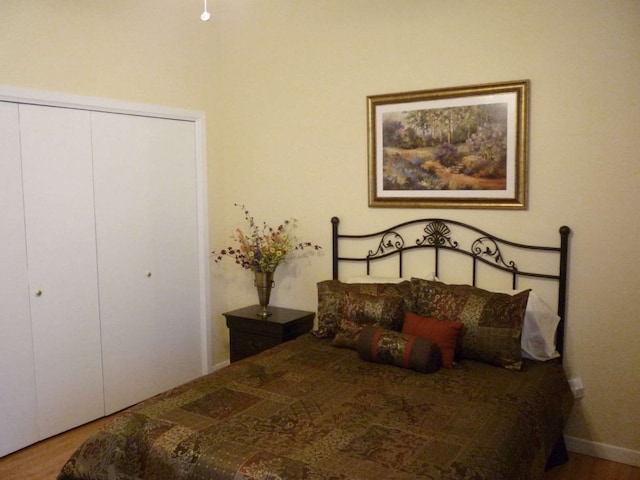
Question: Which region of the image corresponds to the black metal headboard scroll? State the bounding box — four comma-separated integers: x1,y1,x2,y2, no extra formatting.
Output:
331,217,571,354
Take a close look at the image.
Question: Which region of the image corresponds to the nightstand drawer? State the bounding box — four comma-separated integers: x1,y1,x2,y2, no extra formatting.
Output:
229,331,280,362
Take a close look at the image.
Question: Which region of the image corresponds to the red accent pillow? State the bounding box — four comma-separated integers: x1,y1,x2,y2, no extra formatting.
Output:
402,312,463,368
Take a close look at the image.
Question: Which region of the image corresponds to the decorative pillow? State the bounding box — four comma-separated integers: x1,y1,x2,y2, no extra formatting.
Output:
401,312,463,368
410,278,530,370
332,291,405,349
313,280,413,339
313,280,346,338
430,278,561,361
357,326,442,373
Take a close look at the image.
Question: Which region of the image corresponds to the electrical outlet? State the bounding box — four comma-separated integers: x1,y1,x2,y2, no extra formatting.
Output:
568,377,585,399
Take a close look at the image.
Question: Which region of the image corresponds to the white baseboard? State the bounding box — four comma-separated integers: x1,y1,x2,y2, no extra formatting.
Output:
565,435,640,467
210,360,230,372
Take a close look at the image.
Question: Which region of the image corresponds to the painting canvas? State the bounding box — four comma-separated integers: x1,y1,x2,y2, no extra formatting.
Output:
368,80,528,209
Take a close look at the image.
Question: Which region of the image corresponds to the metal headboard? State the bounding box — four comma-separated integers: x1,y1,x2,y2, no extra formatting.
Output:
331,217,571,355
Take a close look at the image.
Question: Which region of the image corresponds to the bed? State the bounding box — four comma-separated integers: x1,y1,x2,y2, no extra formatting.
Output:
59,217,573,480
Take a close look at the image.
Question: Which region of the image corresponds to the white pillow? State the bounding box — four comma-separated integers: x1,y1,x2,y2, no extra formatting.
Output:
345,273,436,284
517,291,561,361
344,275,405,284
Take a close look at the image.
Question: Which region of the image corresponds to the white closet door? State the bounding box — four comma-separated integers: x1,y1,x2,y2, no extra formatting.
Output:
0,102,39,456
92,112,202,414
19,104,104,438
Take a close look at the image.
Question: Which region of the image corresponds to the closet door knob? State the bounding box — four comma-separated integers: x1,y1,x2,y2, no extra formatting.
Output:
146,272,152,277
35,290,43,297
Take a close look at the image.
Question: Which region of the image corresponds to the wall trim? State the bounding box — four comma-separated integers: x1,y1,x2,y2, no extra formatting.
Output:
565,435,640,467
0,85,203,121
211,360,230,372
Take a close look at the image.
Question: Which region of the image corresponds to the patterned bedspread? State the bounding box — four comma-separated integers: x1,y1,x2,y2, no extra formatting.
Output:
58,334,573,480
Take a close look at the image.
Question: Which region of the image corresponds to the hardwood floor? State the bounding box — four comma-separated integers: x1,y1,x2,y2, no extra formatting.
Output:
0,415,113,480
543,453,640,480
1,417,639,479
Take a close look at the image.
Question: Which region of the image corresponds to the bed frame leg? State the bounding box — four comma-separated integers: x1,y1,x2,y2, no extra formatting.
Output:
545,435,569,470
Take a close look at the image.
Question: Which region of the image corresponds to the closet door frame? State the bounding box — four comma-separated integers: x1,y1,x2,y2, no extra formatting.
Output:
0,86,212,373
0,101,39,456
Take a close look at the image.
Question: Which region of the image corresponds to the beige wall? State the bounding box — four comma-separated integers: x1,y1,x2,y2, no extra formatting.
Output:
2,0,639,462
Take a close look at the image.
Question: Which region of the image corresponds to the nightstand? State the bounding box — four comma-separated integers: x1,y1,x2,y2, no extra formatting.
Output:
224,305,315,363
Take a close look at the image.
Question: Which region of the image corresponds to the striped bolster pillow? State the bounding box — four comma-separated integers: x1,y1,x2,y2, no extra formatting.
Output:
357,326,442,374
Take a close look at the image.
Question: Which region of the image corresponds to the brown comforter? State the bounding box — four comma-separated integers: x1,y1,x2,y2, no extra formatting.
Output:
58,334,573,480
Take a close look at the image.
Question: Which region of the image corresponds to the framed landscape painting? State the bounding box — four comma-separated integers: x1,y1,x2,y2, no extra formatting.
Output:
368,80,529,209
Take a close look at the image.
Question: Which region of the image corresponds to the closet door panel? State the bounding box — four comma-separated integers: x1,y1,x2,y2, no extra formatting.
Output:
19,104,104,438
92,112,202,414
0,102,39,456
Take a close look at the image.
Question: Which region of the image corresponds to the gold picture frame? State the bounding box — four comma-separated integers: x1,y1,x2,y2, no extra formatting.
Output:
368,80,529,209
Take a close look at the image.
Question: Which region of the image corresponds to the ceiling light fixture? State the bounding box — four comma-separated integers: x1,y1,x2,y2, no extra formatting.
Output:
200,0,211,22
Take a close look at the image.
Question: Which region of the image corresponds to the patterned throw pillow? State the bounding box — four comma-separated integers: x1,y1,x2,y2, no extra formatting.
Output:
314,280,413,339
332,291,405,349
357,326,442,373
410,278,530,370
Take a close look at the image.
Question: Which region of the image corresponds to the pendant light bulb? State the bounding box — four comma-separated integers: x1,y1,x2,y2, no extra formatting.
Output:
201,0,211,22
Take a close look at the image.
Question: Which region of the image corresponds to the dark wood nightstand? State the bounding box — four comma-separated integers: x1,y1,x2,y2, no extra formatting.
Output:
224,305,315,363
